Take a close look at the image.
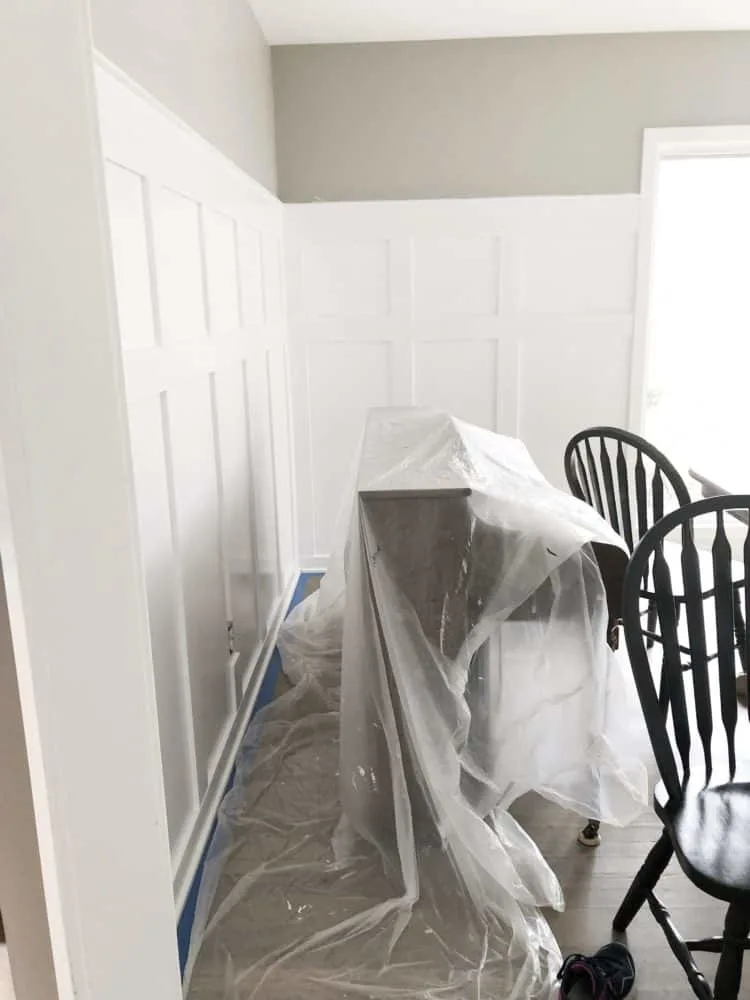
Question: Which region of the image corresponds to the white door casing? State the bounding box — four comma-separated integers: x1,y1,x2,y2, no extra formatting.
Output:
0,1,182,997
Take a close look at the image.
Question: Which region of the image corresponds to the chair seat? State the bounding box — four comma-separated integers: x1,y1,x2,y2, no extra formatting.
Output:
656,776,750,904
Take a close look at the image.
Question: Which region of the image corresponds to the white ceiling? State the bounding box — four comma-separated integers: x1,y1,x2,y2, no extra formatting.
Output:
252,0,750,46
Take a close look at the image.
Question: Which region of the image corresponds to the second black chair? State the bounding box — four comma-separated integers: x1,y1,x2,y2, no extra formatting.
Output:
565,426,692,647
564,425,691,553
564,426,692,848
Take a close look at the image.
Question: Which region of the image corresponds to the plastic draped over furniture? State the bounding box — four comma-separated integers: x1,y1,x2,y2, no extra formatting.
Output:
184,409,648,1000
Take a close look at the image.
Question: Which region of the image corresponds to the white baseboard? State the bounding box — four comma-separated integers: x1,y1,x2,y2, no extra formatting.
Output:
173,571,299,917
300,556,329,573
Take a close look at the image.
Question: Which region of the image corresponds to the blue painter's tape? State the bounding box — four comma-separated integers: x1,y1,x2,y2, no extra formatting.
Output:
177,572,320,976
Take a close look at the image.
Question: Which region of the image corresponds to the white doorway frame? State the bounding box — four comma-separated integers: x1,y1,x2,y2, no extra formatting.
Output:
0,0,183,997
629,125,750,433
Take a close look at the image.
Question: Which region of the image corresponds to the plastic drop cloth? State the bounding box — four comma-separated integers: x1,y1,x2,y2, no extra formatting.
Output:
185,409,648,1000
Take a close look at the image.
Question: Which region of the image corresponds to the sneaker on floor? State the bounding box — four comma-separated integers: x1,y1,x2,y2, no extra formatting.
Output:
557,942,636,999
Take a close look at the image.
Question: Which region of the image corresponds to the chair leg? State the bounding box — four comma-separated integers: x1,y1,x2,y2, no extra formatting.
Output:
648,893,713,1000
714,904,750,1000
613,830,673,932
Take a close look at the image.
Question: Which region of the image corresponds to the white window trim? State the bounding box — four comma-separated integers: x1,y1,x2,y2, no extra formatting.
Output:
629,125,750,433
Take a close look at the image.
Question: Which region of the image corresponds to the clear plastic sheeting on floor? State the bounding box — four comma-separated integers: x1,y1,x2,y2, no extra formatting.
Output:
185,409,649,1000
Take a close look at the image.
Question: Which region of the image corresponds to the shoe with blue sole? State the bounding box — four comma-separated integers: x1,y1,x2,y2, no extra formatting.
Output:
557,941,636,999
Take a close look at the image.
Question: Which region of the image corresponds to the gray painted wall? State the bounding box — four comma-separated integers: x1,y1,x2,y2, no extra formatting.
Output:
92,0,277,192
273,32,750,202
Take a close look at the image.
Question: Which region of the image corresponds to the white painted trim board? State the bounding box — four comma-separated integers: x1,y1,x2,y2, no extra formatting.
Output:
174,570,298,916
629,124,750,432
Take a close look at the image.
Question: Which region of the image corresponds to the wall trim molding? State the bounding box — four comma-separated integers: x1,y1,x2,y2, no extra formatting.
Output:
300,557,329,573
173,570,298,916
176,570,319,979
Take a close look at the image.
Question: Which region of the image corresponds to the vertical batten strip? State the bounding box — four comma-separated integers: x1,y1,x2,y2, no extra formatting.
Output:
159,393,204,800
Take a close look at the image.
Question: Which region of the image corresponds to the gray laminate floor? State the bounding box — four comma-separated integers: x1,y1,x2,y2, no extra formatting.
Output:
513,794,740,998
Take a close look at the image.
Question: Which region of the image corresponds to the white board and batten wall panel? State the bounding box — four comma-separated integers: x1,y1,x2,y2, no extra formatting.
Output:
286,197,639,567
95,57,640,901
96,61,297,911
